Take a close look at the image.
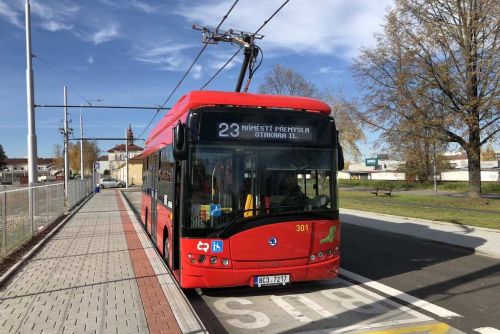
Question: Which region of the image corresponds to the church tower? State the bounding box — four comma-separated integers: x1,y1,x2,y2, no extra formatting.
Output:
127,124,134,145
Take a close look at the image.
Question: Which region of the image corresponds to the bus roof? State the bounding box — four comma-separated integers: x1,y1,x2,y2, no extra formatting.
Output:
145,90,331,152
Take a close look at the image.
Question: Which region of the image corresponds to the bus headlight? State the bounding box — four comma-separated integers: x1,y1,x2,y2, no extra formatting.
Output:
210,256,218,264
198,255,206,263
222,258,230,266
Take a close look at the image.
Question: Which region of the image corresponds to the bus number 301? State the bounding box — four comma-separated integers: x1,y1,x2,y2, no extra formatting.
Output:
219,123,240,137
296,224,309,232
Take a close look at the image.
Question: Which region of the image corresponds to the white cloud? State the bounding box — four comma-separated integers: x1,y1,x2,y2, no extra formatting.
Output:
134,42,195,71
0,1,23,28
191,64,202,79
130,0,156,14
89,24,119,44
87,56,94,64
30,1,79,32
318,66,345,75
207,51,240,71
177,0,393,58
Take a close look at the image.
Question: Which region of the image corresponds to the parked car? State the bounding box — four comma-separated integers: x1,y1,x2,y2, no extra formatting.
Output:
99,178,125,189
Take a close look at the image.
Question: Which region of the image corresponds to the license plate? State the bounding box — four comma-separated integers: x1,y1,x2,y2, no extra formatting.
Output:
253,274,290,287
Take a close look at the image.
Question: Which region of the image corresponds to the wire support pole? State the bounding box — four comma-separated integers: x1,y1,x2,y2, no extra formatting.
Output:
25,0,37,185
63,86,70,202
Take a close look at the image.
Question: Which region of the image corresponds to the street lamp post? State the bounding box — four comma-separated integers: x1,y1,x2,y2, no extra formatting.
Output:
79,100,102,180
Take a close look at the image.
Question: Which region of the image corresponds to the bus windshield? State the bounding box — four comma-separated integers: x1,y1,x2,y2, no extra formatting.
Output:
189,145,334,233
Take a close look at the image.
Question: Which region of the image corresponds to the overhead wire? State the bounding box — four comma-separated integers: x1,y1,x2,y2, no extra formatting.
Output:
35,55,161,107
137,0,240,140
200,0,290,90
36,56,92,105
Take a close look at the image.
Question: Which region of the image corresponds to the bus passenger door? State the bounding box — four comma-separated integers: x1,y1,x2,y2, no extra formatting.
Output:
172,160,182,270
150,153,159,243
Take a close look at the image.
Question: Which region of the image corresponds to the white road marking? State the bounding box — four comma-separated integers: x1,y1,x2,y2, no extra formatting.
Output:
270,294,333,323
475,328,500,334
340,268,462,319
213,297,270,329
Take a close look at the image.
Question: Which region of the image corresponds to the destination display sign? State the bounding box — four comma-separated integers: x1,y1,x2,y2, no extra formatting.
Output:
217,122,314,141
197,109,334,146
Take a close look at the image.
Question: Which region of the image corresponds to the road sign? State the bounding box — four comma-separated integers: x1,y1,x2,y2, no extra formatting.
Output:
94,162,100,169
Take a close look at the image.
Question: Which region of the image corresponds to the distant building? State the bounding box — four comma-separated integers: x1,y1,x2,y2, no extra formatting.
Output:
0,158,56,184
339,151,499,182
107,125,143,182
2,158,55,173
340,157,405,180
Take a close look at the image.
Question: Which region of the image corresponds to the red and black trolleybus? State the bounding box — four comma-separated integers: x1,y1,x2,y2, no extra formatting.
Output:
140,90,344,288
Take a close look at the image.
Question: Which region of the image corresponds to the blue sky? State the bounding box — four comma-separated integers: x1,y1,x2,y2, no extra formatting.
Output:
0,0,393,160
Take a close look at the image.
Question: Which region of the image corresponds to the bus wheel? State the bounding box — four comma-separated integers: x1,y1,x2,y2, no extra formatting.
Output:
163,234,170,265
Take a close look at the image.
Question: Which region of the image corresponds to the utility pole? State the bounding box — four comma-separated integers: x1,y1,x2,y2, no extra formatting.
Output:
60,86,71,203
80,110,84,180
125,128,129,189
25,0,37,185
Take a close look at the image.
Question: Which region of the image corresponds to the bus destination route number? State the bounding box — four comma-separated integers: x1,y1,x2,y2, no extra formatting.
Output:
253,274,290,287
218,122,314,141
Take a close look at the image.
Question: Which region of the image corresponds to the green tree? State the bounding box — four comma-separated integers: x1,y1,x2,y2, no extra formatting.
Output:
353,0,499,198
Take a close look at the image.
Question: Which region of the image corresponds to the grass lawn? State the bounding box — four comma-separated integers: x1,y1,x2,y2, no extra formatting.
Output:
338,179,500,194
339,190,500,230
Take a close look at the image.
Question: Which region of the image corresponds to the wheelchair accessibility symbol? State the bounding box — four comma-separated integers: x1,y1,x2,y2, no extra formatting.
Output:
211,240,223,253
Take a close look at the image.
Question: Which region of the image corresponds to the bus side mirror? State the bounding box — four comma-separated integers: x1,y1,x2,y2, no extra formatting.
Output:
173,121,188,160
337,143,345,170
336,131,344,171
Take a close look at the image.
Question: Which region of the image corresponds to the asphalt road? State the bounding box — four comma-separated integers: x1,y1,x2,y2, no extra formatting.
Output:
340,222,500,333
186,222,500,333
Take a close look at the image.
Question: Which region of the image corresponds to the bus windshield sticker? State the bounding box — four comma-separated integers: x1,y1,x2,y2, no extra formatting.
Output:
211,240,223,253
217,122,314,141
210,204,222,217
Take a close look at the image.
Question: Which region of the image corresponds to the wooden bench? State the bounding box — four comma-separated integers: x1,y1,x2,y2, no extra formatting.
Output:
370,187,393,196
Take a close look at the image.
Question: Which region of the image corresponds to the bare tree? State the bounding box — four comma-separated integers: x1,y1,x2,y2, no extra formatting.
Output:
52,144,64,170
259,64,318,97
259,64,365,159
68,141,99,175
354,0,499,198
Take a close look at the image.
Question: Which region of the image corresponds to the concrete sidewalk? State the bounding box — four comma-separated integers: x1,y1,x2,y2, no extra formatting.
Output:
0,190,205,334
340,208,500,258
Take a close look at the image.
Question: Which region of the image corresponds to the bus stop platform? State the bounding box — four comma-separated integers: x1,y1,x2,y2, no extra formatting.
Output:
0,190,206,334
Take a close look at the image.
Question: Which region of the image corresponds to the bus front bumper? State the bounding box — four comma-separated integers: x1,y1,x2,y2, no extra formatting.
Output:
180,255,340,289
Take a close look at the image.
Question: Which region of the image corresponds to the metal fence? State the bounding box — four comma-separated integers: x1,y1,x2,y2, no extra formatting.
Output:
0,179,93,260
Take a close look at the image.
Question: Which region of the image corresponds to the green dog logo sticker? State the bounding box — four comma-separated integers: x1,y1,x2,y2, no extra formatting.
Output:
320,226,336,244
